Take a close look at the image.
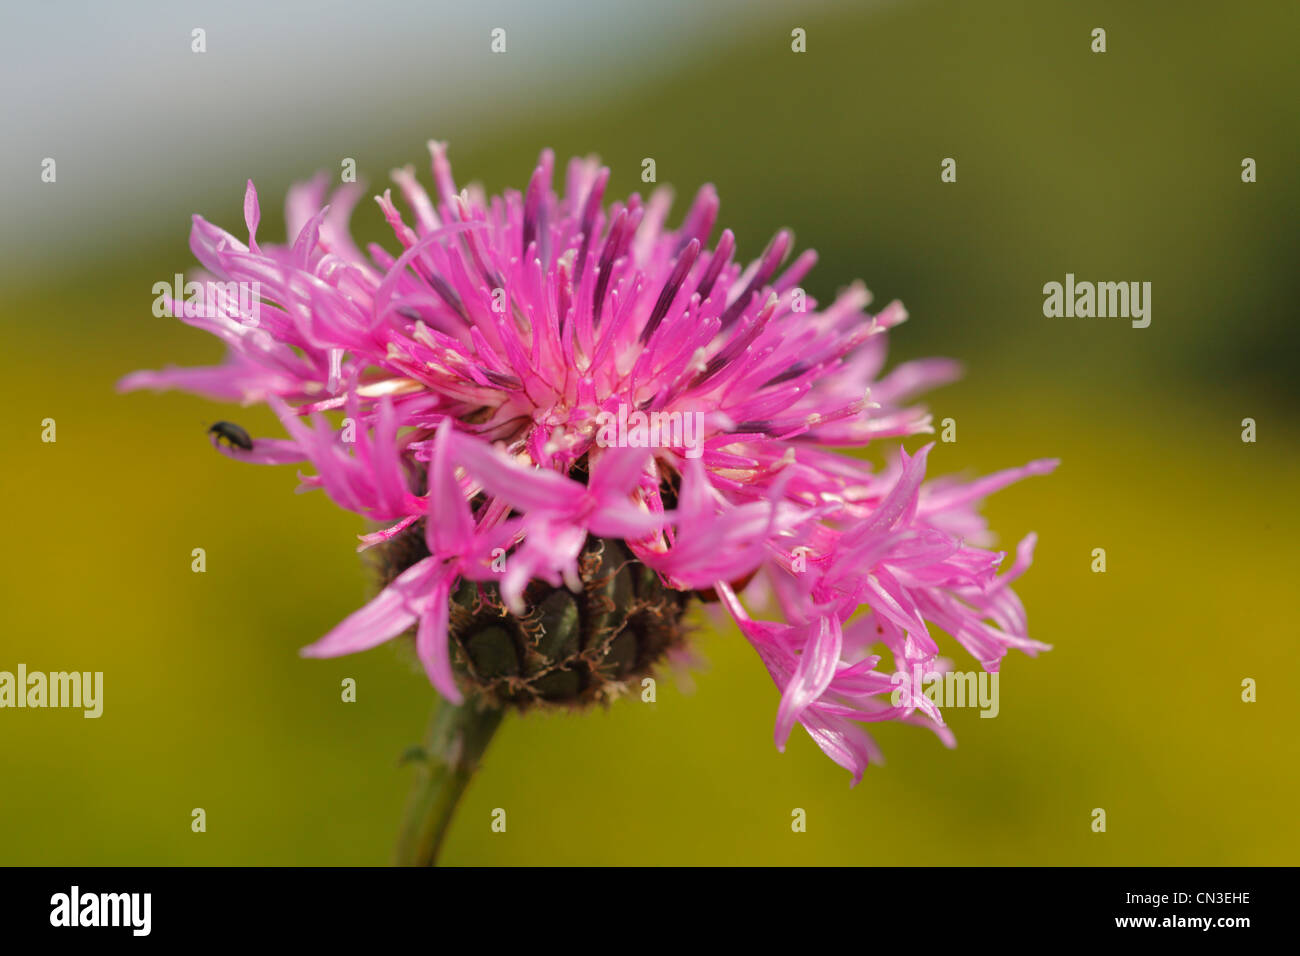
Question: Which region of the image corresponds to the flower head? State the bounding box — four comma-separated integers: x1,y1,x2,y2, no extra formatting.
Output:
121,143,1056,781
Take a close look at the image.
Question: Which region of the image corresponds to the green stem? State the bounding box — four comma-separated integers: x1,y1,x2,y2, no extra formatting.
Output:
394,697,504,867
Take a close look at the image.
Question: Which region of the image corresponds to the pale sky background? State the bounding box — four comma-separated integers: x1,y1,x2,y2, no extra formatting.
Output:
0,0,854,270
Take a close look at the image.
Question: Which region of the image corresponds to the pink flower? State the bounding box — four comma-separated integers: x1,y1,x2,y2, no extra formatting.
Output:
121,143,1057,780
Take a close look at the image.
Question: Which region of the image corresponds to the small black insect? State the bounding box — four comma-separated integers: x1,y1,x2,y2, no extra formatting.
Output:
208,420,253,452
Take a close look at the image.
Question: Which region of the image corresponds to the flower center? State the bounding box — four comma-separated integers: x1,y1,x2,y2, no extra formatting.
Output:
377,525,692,708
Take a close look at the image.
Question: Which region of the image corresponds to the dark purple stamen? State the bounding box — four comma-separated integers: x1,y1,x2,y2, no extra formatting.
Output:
640,239,700,344
717,230,791,331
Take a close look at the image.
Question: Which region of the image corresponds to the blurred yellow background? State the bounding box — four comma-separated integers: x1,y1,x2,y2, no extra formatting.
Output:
2,0,1297,864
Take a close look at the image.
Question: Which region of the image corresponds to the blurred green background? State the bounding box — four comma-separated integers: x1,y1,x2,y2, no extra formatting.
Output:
2,0,1297,865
